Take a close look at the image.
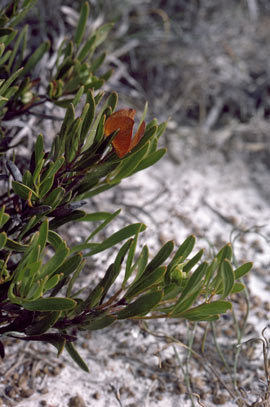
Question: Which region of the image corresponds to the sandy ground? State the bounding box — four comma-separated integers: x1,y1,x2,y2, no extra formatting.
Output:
7,146,269,407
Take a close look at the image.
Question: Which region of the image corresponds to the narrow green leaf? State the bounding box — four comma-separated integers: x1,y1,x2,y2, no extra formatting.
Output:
74,2,90,46
80,90,95,142
53,253,83,278
86,209,120,242
0,67,23,95
0,232,7,250
89,52,106,73
131,245,149,283
85,223,146,257
34,134,44,165
5,238,29,252
166,286,202,316
77,34,96,62
125,266,166,300
216,244,233,263
132,148,166,174
36,219,48,254
221,260,235,298
183,249,204,274
7,25,28,70
22,297,76,311
72,85,84,107
167,235,196,273
171,263,208,316
43,187,65,208
117,291,163,319
122,231,140,287
39,176,54,198
112,143,150,182
81,314,116,331
94,23,114,47
231,282,245,293
12,180,39,201
143,241,174,277
50,210,86,229
65,342,89,372
39,246,69,280
180,300,232,321
21,40,50,77
234,262,252,279
0,208,10,228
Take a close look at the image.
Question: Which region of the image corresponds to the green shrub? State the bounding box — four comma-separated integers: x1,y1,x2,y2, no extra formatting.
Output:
0,0,252,371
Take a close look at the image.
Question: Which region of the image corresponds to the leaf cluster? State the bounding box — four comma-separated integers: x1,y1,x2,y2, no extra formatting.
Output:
0,1,252,371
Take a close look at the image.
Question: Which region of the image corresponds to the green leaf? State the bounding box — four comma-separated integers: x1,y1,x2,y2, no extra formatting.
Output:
80,90,95,142
50,210,86,229
39,246,69,280
82,91,118,151
21,40,50,77
34,133,44,164
167,235,196,273
89,52,106,73
74,2,90,46
75,211,115,223
85,209,120,242
0,67,23,96
43,187,65,208
65,116,82,163
132,148,166,174
234,262,252,279
36,219,48,254
125,266,166,300
122,231,140,287
180,300,232,321
131,245,149,283
0,30,16,46
77,34,97,62
170,263,208,316
7,25,28,71
42,156,65,181
44,274,62,292
220,260,235,298
74,182,118,201
81,314,116,331
231,282,245,293
0,50,12,66
95,23,114,48
216,244,233,263
84,223,146,257
5,238,29,252
111,143,150,182
22,297,76,311
72,85,84,107
47,230,66,250
183,249,204,274
39,176,54,198
12,180,39,201
65,342,89,372
143,241,174,277
0,206,10,228
117,291,163,319
53,253,83,278
165,286,202,316
0,232,7,250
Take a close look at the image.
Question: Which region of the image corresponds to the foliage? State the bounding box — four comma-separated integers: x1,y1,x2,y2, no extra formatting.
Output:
0,0,252,371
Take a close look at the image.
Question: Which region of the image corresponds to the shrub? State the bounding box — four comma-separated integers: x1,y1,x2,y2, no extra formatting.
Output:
0,0,252,371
